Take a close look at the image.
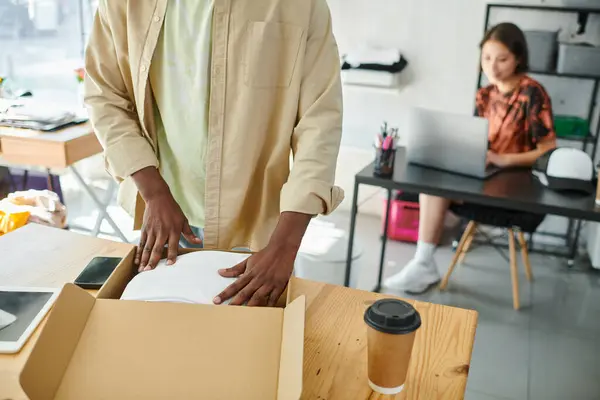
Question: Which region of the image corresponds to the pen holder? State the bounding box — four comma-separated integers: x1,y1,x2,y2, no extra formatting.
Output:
374,147,396,178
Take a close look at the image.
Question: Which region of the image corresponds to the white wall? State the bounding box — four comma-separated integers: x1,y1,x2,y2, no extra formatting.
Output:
331,0,485,149
331,0,600,241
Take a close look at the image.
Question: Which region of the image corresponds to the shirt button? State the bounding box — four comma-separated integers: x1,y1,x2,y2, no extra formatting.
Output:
140,65,147,72
153,16,160,22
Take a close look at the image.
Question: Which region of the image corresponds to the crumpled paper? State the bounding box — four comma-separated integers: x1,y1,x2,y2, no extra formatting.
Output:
0,189,67,232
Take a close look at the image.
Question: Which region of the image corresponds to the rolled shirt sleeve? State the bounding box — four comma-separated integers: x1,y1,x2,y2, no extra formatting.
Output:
280,0,344,216
84,0,158,181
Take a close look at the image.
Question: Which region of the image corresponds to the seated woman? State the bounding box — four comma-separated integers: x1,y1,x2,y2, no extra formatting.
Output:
385,22,557,294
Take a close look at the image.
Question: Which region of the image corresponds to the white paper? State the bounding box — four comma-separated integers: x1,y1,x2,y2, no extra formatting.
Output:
120,251,251,305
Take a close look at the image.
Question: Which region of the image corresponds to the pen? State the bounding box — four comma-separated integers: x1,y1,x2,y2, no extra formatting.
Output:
383,135,393,151
381,122,388,138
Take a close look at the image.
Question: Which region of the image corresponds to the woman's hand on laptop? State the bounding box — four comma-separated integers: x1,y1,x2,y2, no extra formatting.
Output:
486,151,511,168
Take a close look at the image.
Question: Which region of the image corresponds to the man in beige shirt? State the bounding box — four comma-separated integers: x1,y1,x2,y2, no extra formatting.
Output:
84,0,343,307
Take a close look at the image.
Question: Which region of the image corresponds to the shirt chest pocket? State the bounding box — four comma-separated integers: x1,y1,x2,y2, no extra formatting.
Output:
244,21,304,88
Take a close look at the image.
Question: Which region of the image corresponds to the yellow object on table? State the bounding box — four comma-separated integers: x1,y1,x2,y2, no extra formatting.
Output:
0,209,30,236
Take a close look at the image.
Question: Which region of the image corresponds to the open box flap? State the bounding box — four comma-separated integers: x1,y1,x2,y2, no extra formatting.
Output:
96,248,136,300
21,284,305,400
277,295,305,400
51,299,286,399
20,284,96,400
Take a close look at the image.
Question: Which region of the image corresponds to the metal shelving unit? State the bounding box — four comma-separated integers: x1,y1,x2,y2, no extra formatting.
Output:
478,3,600,263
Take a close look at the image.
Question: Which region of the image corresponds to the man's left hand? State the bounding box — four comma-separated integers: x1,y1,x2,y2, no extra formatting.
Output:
213,242,297,307
213,211,312,307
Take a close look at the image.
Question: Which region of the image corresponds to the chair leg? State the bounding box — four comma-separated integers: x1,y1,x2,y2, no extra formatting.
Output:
517,231,533,282
508,229,520,310
458,223,478,264
440,221,477,290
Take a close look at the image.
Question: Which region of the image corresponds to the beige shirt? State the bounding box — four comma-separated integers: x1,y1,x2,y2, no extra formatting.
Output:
84,0,344,250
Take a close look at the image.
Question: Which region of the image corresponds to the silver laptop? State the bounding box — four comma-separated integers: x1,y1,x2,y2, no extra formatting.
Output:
406,107,500,179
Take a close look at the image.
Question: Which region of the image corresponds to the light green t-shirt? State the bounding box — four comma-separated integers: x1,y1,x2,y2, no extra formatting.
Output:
149,0,214,228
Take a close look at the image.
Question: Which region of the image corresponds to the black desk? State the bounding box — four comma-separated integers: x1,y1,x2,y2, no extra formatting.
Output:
344,148,600,291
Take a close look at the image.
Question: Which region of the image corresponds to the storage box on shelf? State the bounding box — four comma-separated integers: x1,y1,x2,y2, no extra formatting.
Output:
524,30,559,73
557,43,600,77
554,115,590,139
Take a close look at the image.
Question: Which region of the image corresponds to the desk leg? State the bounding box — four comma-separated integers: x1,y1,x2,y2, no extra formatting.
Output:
374,188,393,293
91,179,118,237
344,179,360,288
568,219,582,267
69,166,129,243
6,168,17,191
46,169,55,192
22,170,29,189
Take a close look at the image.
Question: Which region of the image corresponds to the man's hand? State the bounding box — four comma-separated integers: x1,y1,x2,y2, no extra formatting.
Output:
132,167,202,271
214,212,312,307
214,241,296,306
486,151,511,168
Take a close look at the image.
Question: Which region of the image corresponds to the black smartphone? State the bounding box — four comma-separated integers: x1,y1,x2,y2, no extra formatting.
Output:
74,257,123,290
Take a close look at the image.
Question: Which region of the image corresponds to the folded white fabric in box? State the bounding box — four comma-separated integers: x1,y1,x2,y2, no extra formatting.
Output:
120,251,251,305
345,48,401,67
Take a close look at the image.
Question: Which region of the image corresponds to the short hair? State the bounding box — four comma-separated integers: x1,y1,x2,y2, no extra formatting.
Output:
480,22,530,74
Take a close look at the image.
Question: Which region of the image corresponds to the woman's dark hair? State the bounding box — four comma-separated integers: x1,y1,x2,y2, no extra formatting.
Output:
480,22,529,74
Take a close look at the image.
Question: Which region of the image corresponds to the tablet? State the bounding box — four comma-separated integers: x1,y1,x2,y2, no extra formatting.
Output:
0,287,59,354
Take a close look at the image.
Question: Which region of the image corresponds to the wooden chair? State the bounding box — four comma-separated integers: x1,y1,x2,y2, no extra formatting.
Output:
439,204,544,310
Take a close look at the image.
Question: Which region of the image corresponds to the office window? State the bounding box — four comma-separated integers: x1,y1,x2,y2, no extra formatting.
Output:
0,0,97,105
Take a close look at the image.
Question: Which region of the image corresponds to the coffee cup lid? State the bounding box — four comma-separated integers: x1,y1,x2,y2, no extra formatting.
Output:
364,299,421,335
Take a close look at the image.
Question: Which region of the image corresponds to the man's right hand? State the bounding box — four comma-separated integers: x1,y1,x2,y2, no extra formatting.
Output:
132,167,202,271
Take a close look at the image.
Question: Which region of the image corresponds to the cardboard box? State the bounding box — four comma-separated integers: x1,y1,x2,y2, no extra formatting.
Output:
20,247,305,400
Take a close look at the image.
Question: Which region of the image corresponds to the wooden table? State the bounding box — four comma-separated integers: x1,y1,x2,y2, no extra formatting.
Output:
289,281,478,399
0,124,102,169
0,225,478,400
0,224,132,399
0,124,127,241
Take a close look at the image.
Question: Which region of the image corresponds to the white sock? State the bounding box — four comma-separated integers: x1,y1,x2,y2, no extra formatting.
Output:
414,241,436,264
385,241,441,293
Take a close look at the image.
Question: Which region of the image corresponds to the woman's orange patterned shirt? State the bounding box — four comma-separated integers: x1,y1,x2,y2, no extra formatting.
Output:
476,76,556,154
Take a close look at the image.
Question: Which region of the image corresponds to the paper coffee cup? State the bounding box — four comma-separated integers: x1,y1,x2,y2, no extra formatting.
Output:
364,299,421,395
